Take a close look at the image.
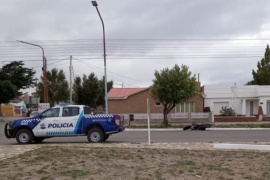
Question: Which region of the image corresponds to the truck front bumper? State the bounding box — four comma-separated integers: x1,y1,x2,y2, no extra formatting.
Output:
4,123,14,138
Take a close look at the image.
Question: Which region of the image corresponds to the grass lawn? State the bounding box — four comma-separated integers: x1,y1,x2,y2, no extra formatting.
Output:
0,146,270,180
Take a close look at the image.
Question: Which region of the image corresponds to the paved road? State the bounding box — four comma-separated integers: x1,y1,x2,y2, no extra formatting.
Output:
1,122,270,145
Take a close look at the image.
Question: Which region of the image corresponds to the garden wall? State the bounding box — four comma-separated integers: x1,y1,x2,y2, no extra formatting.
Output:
214,116,257,122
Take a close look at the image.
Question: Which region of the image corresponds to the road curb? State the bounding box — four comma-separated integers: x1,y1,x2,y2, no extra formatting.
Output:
213,143,270,151
125,128,270,131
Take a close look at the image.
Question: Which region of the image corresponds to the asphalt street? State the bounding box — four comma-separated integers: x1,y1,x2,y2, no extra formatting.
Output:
1,122,270,145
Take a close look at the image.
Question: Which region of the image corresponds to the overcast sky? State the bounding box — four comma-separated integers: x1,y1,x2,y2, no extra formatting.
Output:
1,0,270,92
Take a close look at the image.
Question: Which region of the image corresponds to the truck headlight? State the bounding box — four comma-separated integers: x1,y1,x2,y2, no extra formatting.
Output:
9,121,14,127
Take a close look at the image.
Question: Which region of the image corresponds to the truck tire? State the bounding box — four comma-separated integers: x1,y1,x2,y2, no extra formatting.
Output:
87,128,104,143
16,129,33,144
104,134,110,142
33,137,45,143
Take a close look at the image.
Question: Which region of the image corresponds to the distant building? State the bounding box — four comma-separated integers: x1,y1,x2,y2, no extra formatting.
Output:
203,84,270,116
108,87,204,114
9,99,27,113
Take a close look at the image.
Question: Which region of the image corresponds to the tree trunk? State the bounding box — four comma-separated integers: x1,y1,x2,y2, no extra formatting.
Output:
163,108,168,126
0,106,2,116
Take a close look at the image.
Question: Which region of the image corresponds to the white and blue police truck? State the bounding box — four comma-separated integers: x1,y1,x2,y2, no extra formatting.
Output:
4,105,125,144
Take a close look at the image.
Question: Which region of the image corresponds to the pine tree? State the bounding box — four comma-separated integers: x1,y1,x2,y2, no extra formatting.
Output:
251,44,270,85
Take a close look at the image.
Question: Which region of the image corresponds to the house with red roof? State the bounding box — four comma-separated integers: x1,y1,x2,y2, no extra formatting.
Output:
108,87,204,114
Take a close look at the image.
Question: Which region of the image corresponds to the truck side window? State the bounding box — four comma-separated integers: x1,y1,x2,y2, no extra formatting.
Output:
63,108,69,117
71,108,79,116
62,107,80,117
42,108,60,118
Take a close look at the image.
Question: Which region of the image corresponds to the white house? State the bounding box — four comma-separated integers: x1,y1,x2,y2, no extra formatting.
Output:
203,85,270,116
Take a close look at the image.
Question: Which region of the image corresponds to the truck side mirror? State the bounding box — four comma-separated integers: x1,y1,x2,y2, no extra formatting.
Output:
40,114,47,119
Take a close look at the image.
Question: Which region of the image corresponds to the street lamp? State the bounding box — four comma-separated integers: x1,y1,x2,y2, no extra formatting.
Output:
17,40,49,103
91,1,108,114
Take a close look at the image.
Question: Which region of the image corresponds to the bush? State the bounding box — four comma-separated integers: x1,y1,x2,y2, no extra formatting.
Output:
219,106,236,116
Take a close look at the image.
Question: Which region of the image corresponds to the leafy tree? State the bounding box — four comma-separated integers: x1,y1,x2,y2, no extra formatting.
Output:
38,68,69,106
73,76,83,105
73,73,99,107
250,44,270,85
0,61,36,95
81,73,100,107
0,80,17,115
73,74,113,109
150,64,198,125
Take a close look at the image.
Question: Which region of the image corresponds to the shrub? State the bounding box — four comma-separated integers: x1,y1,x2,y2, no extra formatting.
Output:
219,106,236,116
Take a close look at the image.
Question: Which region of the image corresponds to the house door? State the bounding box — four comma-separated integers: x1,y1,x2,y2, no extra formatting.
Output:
250,101,253,116
267,101,270,116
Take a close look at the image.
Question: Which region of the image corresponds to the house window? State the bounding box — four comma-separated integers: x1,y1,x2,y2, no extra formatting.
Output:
176,102,195,113
155,101,161,106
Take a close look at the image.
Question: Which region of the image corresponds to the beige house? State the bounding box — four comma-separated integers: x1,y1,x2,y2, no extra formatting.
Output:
108,87,204,114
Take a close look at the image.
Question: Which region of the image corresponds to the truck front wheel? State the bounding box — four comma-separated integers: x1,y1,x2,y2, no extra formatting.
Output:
104,134,110,142
16,129,33,144
87,128,104,143
33,137,45,143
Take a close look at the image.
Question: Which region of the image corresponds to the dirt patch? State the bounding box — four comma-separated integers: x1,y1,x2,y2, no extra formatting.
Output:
0,144,270,180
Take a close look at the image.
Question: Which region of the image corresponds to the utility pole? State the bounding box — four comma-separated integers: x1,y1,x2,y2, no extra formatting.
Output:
44,57,48,103
70,55,73,104
33,78,38,108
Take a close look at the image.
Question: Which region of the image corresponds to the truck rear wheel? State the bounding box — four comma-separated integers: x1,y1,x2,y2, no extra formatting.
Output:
87,128,104,143
16,129,33,144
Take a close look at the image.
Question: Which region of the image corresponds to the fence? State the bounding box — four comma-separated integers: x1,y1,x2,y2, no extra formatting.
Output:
0,104,24,117
122,112,212,125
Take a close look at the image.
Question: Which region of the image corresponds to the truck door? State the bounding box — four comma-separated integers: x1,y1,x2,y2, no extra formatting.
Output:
33,107,61,137
61,106,83,135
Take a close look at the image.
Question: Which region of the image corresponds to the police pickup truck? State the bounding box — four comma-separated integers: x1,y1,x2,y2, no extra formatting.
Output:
4,105,125,144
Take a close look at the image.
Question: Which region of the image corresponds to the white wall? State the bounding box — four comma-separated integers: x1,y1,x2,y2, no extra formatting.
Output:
204,85,270,116
204,98,242,115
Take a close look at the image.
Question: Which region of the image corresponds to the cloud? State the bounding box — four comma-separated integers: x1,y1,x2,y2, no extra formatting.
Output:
1,0,270,91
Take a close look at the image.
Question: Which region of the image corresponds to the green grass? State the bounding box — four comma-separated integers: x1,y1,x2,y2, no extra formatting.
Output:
176,160,196,166
214,123,270,128
60,169,90,178
1,146,270,179
36,169,48,174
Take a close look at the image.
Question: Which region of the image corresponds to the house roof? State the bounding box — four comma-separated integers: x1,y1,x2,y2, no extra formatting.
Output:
108,88,149,99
